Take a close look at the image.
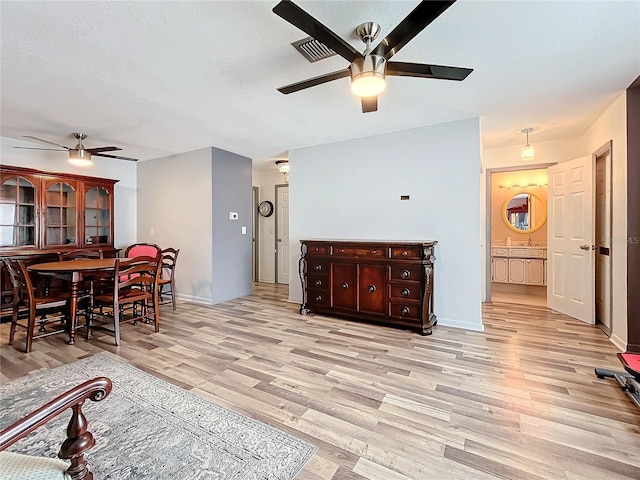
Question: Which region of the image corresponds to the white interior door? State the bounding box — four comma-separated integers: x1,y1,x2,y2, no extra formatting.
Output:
276,185,289,284
547,155,594,324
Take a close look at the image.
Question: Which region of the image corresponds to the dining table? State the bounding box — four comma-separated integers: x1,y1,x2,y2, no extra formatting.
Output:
28,258,118,345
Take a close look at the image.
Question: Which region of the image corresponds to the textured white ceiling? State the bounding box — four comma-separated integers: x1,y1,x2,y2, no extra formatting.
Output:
1,1,639,166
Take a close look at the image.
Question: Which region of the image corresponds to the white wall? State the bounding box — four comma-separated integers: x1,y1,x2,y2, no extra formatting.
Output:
252,167,286,283
137,148,213,303
0,136,137,249
288,118,483,332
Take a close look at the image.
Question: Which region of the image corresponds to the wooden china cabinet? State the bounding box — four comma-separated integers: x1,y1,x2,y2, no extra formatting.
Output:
0,165,119,315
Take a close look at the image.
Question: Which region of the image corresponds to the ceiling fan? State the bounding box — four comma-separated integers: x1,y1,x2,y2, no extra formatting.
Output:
13,133,138,165
273,0,473,113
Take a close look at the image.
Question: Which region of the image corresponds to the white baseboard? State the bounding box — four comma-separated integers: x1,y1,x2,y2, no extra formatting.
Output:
610,333,626,352
436,317,485,332
176,294,212,305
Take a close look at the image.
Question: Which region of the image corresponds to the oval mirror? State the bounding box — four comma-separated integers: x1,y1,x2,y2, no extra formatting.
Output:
502,191,547,233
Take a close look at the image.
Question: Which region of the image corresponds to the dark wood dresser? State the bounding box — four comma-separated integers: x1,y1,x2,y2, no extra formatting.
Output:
299,239,437,335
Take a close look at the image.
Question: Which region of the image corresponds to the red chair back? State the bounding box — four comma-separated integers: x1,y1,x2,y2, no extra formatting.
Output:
124,243,160,259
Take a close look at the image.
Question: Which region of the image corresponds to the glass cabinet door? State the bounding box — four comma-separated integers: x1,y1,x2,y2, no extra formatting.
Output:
0,176,36,247
84,186,111,245
45,181,77,247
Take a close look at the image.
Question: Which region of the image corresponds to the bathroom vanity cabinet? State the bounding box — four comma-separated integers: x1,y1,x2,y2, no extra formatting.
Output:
491,246,546,286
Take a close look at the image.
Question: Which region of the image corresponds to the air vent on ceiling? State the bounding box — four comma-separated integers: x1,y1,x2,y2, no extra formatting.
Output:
291,36,336,63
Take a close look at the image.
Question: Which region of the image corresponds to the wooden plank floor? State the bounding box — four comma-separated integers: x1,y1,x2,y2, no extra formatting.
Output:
1,283,639,479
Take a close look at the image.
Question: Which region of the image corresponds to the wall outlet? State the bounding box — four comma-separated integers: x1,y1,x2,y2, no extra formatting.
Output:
241,226,247,235
149,227,155,235
229,212,238,220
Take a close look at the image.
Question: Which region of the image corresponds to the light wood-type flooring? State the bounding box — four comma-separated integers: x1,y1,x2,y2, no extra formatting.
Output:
1,283,639,479
490,282,547,307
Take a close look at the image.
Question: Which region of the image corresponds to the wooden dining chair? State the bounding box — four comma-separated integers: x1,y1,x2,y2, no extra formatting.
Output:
124,243,160,259
58,249,107,333
158,247,180,310
58,249,104,261
91,255,161,346
3,258,70,353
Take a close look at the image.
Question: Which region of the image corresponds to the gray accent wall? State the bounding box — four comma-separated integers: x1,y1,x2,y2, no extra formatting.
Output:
211,147,253,303
137,146,252,304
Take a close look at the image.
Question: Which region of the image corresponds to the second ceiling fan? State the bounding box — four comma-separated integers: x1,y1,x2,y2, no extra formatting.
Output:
14,132,138,165
273,0,473,113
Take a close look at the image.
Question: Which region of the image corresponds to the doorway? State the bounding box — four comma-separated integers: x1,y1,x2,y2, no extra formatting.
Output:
594,141,613,335
275,184,289,285
252,186,259,282
486,165,553,307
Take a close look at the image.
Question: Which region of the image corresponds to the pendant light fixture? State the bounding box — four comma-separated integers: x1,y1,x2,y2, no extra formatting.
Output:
521,128,535,161
275,159,289,183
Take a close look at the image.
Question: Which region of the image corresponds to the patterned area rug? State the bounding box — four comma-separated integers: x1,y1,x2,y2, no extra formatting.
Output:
0,353,316,479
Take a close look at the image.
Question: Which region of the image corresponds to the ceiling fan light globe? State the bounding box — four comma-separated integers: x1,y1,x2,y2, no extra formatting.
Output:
350,55,386,97
68,149,92,167
521,144,535,161
351,73,386,97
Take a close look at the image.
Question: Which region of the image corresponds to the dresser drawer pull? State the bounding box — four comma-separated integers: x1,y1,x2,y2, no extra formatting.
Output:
371,250,377,255
401,250,408,256
341,282,349,289
400,270,410,279
368,285,376,293
340,248,345,253
315,279,323,287
314,264,322,271
315,295,323,302
401,288,410,297
314,247,320,252
401,306,411,315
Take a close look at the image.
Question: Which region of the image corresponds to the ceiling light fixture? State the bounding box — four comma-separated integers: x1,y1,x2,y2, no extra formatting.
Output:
68,148,92,167
350,55,386,97
275,160,289,183
521,128,535,161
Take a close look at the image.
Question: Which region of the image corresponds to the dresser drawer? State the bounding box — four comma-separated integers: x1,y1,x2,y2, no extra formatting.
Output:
307,260,329,273
306,244,329,255
307,289,330,306
390,246,421,260
390,284,421,300
332,246,385,258
307,274,328,290
389,301,421,321
390,265,422,281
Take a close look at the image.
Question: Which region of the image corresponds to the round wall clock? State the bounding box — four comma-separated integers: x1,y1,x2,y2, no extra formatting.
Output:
258,200,274,217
